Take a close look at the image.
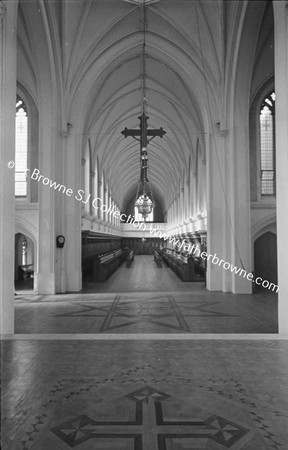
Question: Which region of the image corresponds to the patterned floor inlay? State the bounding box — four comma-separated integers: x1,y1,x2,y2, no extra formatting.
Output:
98,295,193,333
50,386,249,449
15,292,277,334
2,340,288,449
3,361,286,448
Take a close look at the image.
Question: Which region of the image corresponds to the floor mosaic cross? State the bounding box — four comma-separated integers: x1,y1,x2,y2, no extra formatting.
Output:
50,386,249,449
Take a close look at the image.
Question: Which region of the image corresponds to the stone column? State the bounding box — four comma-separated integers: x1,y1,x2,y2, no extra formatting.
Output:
98,180,102,220
103,187,107,223
80,158,86,217
170,201,174,226
274,0,288,333
108,192,112,224
184,180,189,220
176,194,180,225
188,174,193,220
36,118,59,294
206,113,252,295
90,171,96,216
63,131,82,292
0,0,18,334
167,204,171,224
84,156,90,214
205,131,225,291
191,171,197,217
180,187,184,223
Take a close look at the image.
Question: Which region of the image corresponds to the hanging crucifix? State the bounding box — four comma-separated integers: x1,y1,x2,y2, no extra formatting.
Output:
121,113,166,182
120,0,166,220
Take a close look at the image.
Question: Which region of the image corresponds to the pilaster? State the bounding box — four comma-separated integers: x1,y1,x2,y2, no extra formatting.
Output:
274,0,288,333
0,0,18,334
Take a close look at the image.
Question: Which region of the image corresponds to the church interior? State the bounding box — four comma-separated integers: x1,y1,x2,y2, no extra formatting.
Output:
1,0,288,448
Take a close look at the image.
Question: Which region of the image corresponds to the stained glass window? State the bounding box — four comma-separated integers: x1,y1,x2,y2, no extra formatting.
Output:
260,92,275,196
15,97,28,197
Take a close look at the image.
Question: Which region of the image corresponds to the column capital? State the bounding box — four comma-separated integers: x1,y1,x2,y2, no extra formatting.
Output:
81,158,86,166
91,171,96,178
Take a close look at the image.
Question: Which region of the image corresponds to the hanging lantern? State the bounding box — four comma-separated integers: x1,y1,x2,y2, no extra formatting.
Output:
135,193,154,220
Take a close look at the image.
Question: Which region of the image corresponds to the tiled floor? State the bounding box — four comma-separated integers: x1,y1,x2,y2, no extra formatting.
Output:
82,255,205,293
4,256,284,450
15,290,278,334
15,256,278,334
2,340,288,449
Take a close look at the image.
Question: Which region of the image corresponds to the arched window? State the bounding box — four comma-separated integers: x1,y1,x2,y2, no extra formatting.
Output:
260,92,275,196
15,96,28,197
134,195,154,222
22,237,27,266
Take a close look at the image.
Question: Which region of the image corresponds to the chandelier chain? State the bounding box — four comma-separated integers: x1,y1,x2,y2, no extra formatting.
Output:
142,0,147,115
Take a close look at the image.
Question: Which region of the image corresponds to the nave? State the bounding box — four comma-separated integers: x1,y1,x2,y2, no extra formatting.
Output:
2,1,288,448
15,256,277,335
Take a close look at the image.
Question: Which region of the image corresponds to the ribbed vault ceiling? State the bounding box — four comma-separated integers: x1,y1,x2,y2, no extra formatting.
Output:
18,0,226,211
78,2,210,211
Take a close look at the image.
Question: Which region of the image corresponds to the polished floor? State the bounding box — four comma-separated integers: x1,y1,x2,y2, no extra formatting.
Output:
3,256,285,450
15,256,278,334
15,290,278,334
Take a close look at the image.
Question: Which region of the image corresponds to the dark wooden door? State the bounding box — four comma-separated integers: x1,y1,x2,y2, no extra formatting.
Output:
254,232,277,290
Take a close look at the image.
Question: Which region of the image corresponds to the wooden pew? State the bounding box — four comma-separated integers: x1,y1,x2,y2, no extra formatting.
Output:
126,250,134,268
162,249,205,282
82,248,129,281
154,249,163,268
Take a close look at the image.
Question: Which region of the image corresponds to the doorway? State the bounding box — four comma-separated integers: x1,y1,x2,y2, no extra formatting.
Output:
15,233,34,292
254,232,277,291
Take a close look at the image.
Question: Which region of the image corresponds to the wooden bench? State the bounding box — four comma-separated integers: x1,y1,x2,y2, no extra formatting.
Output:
82,248,129,281
162,249,205,282
154,250,163,268
126,250,134,268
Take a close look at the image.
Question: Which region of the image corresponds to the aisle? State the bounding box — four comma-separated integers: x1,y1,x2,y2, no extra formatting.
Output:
82,255,204,293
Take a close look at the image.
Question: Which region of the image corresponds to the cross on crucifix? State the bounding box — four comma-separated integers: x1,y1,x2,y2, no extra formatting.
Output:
121,111,166,148
121,112,166,183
